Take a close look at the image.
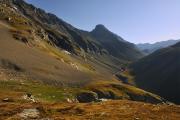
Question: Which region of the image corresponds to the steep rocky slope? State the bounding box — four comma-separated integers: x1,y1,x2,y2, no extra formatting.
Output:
0,0,144,86
1,0,143,61
0,21,93,86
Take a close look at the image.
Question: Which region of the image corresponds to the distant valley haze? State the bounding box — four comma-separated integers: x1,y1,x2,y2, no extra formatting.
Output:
26,0,180,44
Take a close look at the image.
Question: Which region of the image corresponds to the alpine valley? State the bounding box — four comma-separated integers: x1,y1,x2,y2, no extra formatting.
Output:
0,0,179,119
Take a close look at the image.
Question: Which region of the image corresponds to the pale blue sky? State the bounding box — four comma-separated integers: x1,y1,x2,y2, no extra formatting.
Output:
26,0,180,44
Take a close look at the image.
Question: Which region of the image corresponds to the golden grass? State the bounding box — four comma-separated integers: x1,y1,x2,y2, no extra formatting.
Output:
85,80,162,101
1,100,180,120
0,80,78,103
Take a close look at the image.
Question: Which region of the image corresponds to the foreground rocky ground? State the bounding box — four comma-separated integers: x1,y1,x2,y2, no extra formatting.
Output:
0,100,180,120
0,69,179,120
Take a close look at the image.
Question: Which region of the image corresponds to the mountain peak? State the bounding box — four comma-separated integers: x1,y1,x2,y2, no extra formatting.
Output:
93,24,109,32
95,24,106,28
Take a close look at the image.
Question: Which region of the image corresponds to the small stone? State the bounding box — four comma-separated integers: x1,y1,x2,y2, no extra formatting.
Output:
66,98,73,103
100,112,106,116
2,98,13,102
6,17,11,21
22,93,36,102
27,93,32,98
19,108,40,119
135,117,140,120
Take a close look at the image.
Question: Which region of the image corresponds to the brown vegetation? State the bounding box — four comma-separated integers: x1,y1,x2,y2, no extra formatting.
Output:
0,100,180,120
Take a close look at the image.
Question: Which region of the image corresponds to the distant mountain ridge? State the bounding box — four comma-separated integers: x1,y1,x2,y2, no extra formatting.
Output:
137,39,180,54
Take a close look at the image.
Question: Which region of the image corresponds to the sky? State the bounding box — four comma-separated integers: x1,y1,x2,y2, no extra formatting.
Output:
26,0,180,44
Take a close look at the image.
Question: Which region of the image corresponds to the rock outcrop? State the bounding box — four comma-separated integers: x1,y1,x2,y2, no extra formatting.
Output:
76,91,98,103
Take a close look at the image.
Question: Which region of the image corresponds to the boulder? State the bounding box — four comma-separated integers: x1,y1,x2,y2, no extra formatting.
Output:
76,91,98,103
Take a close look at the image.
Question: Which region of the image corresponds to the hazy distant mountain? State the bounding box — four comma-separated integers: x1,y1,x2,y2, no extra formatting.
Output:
131,42,180,104
137,39,180,54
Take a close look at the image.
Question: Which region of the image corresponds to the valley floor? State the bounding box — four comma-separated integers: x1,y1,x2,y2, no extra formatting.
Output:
0,67,179,120
0,100,180,120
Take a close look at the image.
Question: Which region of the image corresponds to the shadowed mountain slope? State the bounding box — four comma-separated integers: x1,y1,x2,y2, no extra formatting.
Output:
131,42,180,104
